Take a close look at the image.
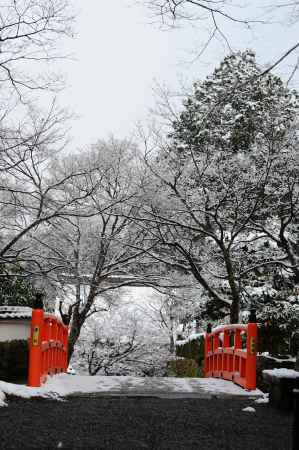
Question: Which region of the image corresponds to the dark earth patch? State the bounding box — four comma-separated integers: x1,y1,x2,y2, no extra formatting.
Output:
0,396,292,449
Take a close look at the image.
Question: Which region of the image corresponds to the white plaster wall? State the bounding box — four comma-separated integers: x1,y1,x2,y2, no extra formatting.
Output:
0,321,31,342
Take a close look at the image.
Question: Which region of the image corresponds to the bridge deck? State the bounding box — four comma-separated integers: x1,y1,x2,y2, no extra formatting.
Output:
1,375,264,402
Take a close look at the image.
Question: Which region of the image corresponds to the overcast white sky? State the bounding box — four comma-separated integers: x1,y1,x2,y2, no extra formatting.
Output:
57,1,299,150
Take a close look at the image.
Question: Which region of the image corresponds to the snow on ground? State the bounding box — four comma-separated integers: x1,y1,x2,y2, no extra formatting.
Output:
194,377,262,397
255,394,269,404
263,368,299,378
242,406,256,412
0,375,264,406
260,353,296,362
0,389,6,407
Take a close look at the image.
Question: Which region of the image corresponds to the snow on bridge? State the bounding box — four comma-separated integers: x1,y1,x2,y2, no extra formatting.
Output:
0,374,264,406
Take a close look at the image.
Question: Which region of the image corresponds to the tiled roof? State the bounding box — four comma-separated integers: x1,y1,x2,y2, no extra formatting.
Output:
0,306,32,320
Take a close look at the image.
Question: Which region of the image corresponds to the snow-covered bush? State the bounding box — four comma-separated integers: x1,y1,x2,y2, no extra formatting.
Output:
242,269,299,355
256,299,299,355
176,334,205,367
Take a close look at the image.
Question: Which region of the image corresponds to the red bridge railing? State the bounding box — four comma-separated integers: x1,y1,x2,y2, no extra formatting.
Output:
28,309,68,387
204,323,257,390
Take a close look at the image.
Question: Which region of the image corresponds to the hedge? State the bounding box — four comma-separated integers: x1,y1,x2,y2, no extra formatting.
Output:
176,335,205,366
167,358,200,377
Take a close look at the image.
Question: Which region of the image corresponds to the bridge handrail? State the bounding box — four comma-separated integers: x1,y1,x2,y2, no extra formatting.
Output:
208,323,248,333
204,322,257,390
28,309,68,387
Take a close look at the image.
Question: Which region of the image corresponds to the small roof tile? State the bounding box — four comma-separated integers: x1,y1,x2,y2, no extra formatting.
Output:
0,306,32,320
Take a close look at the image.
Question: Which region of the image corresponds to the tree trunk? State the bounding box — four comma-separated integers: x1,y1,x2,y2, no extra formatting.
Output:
223,248,240,324
281,236,299,284
67,285,99,362
230,298,240,324
169,333,175,354
68,305,84,363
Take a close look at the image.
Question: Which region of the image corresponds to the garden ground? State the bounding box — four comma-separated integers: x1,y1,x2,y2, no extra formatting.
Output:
0,375,293,449
0,396,292,449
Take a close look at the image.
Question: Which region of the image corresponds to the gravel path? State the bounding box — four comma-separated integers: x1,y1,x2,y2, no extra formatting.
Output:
0,396,292,449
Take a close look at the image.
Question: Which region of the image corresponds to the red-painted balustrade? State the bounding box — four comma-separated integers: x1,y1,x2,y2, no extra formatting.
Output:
28,309,68,387
204,323,258,390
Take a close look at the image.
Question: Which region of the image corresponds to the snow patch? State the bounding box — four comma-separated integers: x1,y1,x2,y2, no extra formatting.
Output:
261,355,295,363
255,394,269,404
0,389,7,407
263,368,299,379
176,332,204,346
242,406,256,412
194,377,262,397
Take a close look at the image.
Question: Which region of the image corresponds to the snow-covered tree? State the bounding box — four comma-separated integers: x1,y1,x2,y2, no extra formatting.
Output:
139,50,299,323
0,0,74,101
0,1,76,274
137,283,205,353
0,264,36,307
0,104,102,275
143,1,299,79
31,138,165,360
74,288,172,376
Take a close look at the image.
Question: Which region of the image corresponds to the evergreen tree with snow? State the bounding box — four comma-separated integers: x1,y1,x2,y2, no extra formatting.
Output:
145,50,299,325
0,265,36,308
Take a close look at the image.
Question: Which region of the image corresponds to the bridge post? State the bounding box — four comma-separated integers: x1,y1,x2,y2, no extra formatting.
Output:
28,309,44,387
28,310,69,387
245,323,257,390
293,390,299,450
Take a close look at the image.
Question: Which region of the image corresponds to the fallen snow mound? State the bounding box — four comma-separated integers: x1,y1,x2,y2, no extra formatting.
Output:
242,406,256,412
